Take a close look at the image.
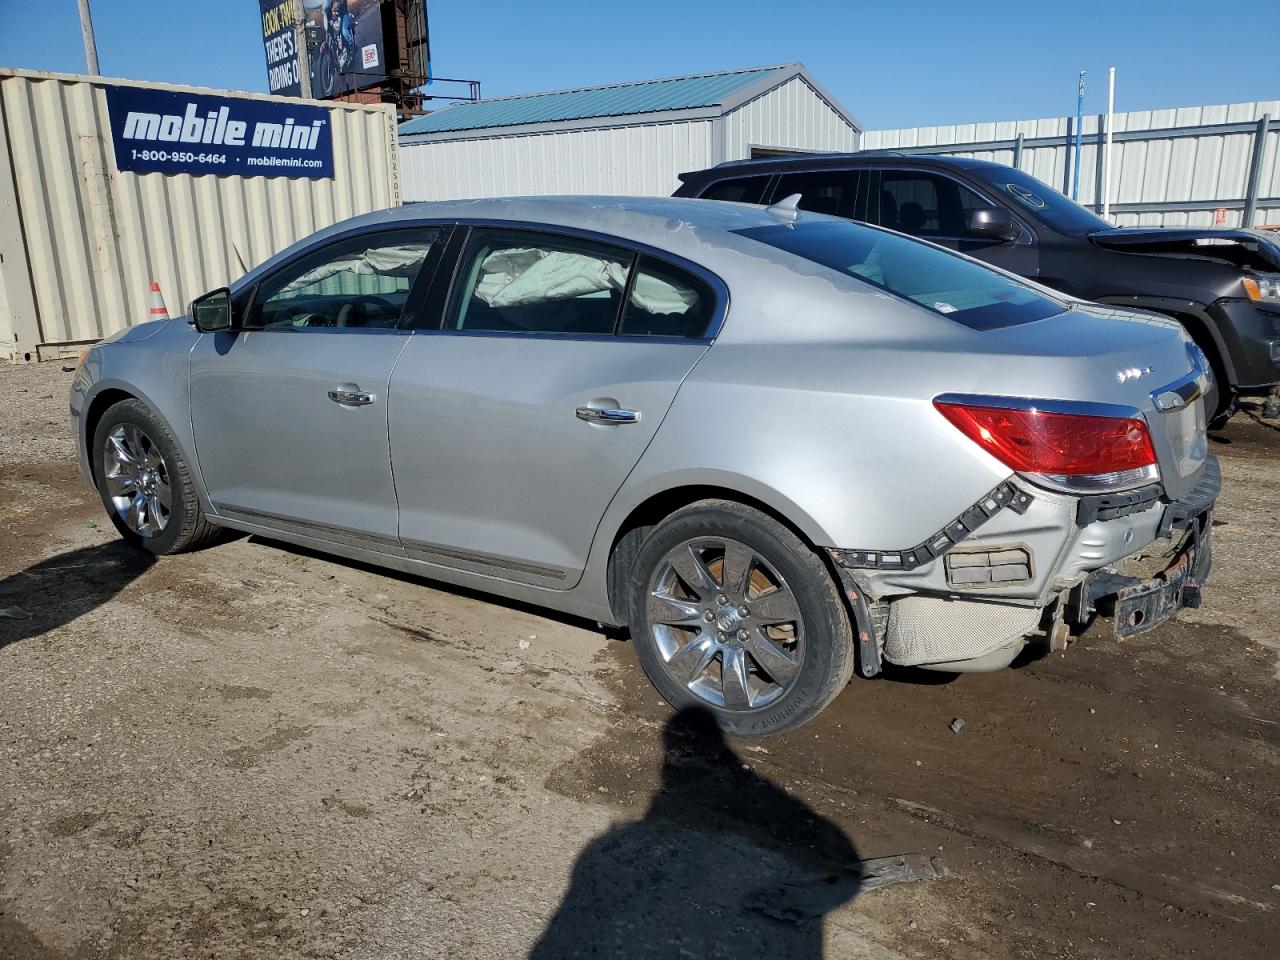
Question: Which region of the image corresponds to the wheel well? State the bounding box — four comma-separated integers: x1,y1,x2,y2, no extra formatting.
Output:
82,388,137,481
1149,309,1231,385
605,485,820,626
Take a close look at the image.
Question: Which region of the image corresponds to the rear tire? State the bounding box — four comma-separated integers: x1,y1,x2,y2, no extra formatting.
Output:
628,500,855,737
92,399,223,555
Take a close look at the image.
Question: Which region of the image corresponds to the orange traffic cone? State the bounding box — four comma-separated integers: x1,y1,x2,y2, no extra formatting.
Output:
148,281,169,321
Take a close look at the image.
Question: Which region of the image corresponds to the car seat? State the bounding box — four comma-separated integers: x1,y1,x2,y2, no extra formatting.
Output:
898,202,927,234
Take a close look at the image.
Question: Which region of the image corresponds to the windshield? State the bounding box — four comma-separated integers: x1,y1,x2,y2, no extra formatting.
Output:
980,166,1111,236
736,219,1064,331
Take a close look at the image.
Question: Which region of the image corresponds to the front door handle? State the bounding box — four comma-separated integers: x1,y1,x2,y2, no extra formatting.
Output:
576,406,641,425
329,387,375,406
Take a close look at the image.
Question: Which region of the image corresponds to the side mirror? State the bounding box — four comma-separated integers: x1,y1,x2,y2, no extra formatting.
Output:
189,287,234,333
968,208,1020,242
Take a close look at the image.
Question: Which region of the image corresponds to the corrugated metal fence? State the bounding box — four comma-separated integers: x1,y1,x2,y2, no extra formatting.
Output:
863,101,1280,229
0,69,401,360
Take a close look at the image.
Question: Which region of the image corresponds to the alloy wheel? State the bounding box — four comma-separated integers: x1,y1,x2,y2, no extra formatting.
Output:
102,423,172,538
646,537,804,711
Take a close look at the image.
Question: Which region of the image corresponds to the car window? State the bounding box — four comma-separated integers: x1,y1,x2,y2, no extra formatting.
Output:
249,229,438,331
772,170,860,219
736,218,1063,331
699,176,772,204
448,229,635,336
618,255,717,339
984,166,1111,236
878,172,998,240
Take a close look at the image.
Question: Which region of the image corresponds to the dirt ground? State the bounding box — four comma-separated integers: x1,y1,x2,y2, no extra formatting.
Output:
1,359,1277,960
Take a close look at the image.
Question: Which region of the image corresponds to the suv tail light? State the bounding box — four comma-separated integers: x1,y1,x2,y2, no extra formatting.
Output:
934,397,1158,492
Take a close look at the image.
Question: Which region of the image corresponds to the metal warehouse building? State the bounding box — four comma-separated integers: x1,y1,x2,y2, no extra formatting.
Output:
398,63,860,201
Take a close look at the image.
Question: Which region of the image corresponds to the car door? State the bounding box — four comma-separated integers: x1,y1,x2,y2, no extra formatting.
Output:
189,226,441,545
387,226,722,588
868,168,1038,276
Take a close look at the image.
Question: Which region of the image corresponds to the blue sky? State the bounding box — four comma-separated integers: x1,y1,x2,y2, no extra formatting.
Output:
0,0,1272,129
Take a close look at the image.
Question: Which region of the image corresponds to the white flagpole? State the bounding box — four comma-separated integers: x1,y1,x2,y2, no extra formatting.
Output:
1102,67,1116,220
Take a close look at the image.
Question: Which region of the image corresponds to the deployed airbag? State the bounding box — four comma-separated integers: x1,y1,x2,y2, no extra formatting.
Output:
474,247,699,315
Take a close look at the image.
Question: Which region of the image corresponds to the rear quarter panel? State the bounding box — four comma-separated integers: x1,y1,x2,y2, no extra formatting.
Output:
608,338,1012,552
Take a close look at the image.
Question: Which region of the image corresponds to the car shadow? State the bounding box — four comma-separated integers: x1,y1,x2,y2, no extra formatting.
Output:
875,661,961,685
0,541,154,650
528,707,863,959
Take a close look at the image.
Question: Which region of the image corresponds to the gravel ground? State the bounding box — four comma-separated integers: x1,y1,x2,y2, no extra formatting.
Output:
1,359,1278,959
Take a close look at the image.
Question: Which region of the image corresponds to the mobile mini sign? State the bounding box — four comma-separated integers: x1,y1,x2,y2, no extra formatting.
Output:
104,85,335,179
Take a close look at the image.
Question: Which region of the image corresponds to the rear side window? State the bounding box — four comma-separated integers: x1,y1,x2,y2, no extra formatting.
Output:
448,229,634,336
736,219,1063,331
698,176,772,204
618,256,717,339
772,170,861,219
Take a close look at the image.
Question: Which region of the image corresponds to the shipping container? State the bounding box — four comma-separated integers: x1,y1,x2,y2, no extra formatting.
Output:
0,68,402,361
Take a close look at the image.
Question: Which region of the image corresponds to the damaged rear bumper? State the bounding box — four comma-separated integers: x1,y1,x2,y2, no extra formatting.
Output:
831,457,1220,674
1070,464,1216,639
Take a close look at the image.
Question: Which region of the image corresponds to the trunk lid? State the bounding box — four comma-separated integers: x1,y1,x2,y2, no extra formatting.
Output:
942,304,1210,501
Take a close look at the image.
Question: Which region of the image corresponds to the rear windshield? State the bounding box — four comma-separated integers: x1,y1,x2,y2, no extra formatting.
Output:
736,219,1064,330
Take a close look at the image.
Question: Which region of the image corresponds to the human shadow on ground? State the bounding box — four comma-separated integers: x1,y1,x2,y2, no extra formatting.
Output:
0,541,154,650
529,707,863,959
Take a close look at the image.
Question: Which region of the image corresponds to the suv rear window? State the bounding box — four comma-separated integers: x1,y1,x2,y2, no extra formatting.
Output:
736,219,1063,330
698,176,771,204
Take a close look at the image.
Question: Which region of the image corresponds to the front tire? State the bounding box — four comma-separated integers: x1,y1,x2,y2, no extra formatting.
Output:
628,500,855,737
92,399,222,555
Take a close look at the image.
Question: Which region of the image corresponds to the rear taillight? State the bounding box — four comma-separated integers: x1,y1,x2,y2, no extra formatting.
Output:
934,398,1158,491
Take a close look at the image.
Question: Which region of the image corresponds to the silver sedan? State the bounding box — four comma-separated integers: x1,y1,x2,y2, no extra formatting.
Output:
71,196,1217,735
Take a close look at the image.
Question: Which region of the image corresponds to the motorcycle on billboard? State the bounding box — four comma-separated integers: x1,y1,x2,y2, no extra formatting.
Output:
310,0,384,98
259,0,387,100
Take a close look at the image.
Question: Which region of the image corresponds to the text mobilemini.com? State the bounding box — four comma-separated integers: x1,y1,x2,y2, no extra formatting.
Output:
245,156,327,168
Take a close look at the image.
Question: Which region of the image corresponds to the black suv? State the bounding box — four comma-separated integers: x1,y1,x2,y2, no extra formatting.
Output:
675,154,1280,420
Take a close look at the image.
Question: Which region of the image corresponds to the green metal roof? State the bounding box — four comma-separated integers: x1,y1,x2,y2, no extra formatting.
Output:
400,66,789,137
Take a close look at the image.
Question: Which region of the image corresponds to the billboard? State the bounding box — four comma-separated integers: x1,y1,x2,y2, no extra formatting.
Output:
104,85,335,179
306,0,388,99
258,1,434,113
260,0,304,98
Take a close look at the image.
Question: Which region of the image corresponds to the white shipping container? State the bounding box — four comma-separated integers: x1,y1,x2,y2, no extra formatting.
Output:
0,68,402,361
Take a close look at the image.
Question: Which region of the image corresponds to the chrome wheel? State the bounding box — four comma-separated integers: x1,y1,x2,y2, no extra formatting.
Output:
102,423,171,538
647,537,804,711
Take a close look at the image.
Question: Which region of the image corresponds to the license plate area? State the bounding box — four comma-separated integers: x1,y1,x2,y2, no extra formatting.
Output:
1068,511,1212,638
1109,515,1211,638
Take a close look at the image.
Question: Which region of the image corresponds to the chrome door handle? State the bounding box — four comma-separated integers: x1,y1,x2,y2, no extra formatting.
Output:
328,388,375,406
576,406,640,425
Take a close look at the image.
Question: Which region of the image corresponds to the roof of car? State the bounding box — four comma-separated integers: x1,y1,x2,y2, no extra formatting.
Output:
341,195,799,236
682,152,1010,181
237,196,823,291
